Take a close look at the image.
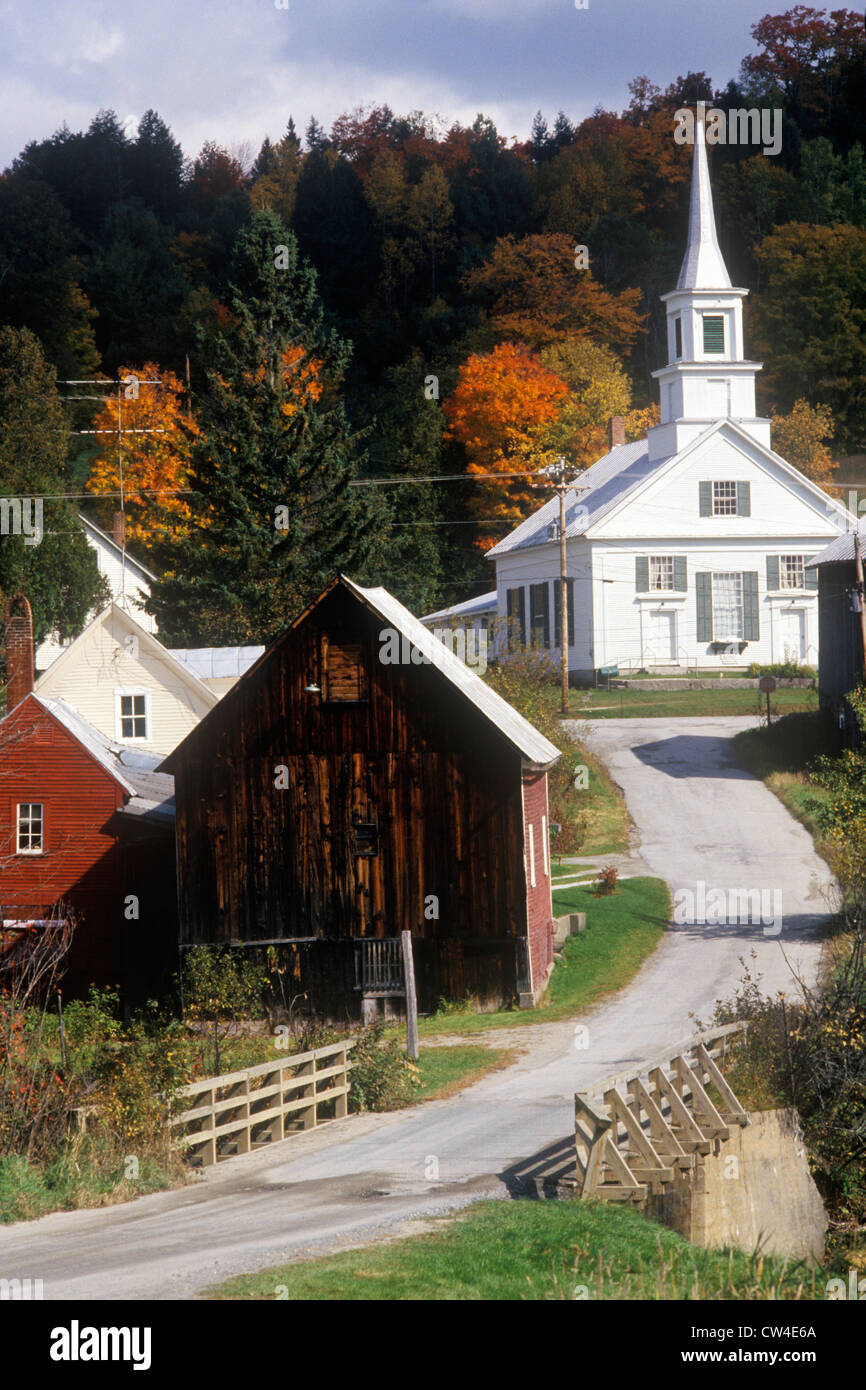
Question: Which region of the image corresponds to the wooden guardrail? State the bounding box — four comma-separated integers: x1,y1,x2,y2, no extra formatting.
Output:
171,1038,356,1167
574,1022,749,1203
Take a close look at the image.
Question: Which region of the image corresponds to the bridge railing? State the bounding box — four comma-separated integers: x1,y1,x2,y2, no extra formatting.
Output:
170,1038,356,1167
574,1022,749,1202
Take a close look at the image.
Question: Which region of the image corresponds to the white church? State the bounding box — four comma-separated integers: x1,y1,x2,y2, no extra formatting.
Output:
483,112,851,678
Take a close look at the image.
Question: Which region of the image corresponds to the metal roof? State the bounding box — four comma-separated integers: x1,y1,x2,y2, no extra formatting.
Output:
343,578,560,768
79,514,158,582
169,646,266,679
35,696,175,818
486,439,652,558
421,591,498,623
807,526,865,567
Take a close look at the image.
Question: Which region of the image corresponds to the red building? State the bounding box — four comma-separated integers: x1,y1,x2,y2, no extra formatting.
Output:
162,577,560,1017
0,595,176,1000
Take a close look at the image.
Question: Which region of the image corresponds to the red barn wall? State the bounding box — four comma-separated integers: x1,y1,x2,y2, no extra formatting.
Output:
522,768,554,994
0,696,125,992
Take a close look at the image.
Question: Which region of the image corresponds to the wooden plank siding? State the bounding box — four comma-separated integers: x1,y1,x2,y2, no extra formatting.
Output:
0,695,177,1000
168,584,535,1014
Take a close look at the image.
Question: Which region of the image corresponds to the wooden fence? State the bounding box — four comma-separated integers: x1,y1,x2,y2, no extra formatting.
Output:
574,1022,749,1202
170,1038,356,1167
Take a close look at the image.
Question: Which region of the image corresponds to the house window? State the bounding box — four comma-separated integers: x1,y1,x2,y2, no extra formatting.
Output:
674,316,682,359
703,315,725,354
712,572,743,640
16,802,43,854
322,639,367,702
650,557,675,591
506,587,526,651
712,481,737,516
529,583,550,649
116,691,149,740
780,555,805,590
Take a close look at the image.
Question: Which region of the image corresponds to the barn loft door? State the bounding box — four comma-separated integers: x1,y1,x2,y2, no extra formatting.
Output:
321,634,367,702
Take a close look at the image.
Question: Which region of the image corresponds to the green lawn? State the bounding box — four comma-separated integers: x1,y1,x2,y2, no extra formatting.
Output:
568,741,631,855
412,1045,516,1100
416,876,669,1037
566,687,818,720
731,711,836,846
205,1196,825,1301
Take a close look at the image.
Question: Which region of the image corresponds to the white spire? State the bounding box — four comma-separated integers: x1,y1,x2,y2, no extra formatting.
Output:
676,107,731,291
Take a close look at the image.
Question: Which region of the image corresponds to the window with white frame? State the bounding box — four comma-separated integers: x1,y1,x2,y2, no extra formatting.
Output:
712,481,737,516
17,802,43,854
116,690,149,741
780,555,805,590
712,572,743,640
650,556,675,591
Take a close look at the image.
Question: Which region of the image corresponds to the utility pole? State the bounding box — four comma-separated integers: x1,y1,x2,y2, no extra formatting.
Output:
535,457,585,716
854,532,866,681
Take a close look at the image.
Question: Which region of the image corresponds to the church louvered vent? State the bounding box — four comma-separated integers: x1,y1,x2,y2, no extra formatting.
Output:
703,315,725,354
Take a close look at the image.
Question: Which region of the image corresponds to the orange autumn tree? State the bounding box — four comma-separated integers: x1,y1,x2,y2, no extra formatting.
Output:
461,233,644,354
771,398,840,491
443,342,569,547
85,363,197,553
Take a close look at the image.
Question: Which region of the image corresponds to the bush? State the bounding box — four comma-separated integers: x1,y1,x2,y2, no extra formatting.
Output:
594,866,618,897
746,661,816,680
485,645,588,853
712,948,866,1226
348,1022,420,1112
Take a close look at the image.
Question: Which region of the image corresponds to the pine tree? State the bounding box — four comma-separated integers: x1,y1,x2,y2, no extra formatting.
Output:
0,327,107,647
147,208,384,644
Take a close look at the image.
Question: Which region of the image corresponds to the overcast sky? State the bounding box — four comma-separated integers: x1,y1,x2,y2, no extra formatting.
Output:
1,0,780,168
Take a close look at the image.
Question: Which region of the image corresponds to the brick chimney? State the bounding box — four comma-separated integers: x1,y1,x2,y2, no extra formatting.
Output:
4,593,34,710
112,510,126,547
609,415,626,449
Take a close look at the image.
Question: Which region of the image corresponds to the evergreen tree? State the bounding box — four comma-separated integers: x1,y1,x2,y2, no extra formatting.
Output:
0,327,107,647
147,208,384,644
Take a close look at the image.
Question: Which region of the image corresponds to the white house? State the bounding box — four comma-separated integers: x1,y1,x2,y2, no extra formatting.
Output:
487,113,851,679
34,603,218,755
36,513,158,671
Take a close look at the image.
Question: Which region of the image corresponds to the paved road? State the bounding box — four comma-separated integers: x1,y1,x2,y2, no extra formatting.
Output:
0,716,833,1300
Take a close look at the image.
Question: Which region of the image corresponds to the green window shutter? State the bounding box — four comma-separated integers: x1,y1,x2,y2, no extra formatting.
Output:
703,315,725,353
805,565,819,591
766,555,780,590
530,582,550,649
635,556,649,591
743,571,759,640
699,482,712,517
507,587,526,649
674,556,687,591
696,572,713,642
737,482,751,516
553,579,575,648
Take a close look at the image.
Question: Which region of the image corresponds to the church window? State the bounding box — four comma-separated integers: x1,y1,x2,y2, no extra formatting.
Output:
674,317,683,359
712,481,737,515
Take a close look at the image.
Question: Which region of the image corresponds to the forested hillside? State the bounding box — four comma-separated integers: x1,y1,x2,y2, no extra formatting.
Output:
1,5,865,642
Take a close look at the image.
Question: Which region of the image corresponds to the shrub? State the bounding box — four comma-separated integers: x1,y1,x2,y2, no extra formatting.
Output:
485,645,588,853
348,1022,421,1112
594,866,619,897
712,947,866,1226
746,661,816,680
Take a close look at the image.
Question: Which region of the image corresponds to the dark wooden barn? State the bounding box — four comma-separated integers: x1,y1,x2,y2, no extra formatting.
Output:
161,576,561,1020
808,532,865,744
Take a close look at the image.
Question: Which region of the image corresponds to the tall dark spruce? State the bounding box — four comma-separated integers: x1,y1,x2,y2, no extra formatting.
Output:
148,208,383,645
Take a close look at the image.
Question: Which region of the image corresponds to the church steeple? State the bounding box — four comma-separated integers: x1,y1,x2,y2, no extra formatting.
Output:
647,105,770,462
677,113,731,291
